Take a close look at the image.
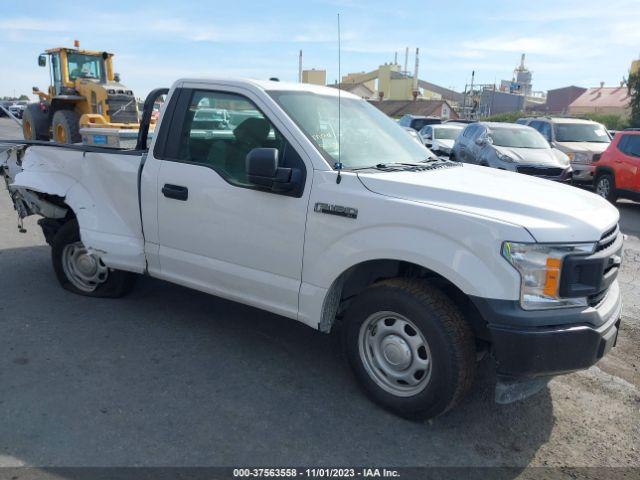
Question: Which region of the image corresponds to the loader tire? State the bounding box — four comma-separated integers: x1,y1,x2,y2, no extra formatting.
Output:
22,104,50,141
52,110,81,144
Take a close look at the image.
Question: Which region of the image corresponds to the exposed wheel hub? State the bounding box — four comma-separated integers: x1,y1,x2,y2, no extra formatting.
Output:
61,242,109,292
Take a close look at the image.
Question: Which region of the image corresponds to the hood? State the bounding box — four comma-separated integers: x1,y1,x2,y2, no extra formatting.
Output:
493,146,564,166
357,163,618,242
554,141,610,154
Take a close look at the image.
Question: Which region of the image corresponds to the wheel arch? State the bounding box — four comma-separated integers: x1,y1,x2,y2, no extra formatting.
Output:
317,258,490,340
594,165,615,180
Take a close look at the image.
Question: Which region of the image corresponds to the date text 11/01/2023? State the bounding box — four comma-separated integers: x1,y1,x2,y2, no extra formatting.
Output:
232,468,400,478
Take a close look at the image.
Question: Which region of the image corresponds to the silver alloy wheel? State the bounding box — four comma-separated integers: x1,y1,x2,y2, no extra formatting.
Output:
61,241,109,292
596,177,611,198
358,311,432,397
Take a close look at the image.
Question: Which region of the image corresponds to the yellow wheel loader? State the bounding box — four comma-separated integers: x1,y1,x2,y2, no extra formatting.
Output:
22,42,140,144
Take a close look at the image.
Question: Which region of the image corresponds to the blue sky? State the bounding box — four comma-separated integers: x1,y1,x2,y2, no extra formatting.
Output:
1,0,639,99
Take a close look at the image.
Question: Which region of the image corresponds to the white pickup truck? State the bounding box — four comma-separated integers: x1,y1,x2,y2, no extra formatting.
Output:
1,79,623,419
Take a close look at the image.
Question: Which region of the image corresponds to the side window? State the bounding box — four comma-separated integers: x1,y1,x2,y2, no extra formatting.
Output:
398,116,407,127
174,90,303,190
623,136,640,158
617,135,629,154
541,123,552,141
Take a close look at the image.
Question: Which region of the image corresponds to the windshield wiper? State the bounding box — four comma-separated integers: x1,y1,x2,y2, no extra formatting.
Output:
348,158,454,172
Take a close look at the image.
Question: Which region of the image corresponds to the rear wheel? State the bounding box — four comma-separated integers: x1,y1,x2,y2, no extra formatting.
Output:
51,219,136,297
22,104,50,141
595,173,618,203
52,110,81,144
343,278,476,419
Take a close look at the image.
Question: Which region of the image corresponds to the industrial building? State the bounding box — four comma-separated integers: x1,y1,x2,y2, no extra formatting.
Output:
471,55,546,117
368,99,458,120
301,68,326,86
541,86,588,114
568,82,631,118
299,48,463,120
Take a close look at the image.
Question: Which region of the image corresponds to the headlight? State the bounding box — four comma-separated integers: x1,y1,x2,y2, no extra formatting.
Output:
502,242,595,310
567,152,591,164
497,152,515,163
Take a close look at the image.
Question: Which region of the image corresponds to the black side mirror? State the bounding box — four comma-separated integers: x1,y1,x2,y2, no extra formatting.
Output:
246,148,301,194
38,55,46,67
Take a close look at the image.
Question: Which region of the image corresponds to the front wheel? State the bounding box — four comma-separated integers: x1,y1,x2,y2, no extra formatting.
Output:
51,219,136,297
52,110,81,144
595,174,618,203
343,278,476,419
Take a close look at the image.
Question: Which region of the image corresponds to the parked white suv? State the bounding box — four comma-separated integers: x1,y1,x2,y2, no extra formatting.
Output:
0,79,623,419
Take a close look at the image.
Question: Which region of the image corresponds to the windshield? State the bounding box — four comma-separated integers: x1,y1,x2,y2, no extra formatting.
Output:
268,90,434,169
67,52,104,81
554,123,610,143
433,127,463,140
488,127,549,149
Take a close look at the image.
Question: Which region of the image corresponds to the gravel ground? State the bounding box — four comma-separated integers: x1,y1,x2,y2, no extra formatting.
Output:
0,118,638,472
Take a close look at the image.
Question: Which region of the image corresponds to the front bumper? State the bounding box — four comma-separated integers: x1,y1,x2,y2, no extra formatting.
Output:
571,163,595,182
471,281,622,378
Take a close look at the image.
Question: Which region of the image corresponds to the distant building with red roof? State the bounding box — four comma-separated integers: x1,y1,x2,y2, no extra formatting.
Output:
568,83,631,118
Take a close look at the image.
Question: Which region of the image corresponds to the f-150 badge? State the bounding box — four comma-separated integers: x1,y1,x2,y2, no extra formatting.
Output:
314,202,358,219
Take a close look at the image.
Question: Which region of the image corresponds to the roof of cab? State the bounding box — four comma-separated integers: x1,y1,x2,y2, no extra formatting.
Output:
174,77,358,99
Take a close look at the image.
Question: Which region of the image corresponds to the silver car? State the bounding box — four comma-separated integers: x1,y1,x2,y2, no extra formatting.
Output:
451,122,572,182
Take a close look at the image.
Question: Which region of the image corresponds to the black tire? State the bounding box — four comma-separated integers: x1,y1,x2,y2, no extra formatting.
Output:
22,104,50,141
343,278,476,420
51,219,136,298
52,110,81,144
595,173,618,203
449,152,457,161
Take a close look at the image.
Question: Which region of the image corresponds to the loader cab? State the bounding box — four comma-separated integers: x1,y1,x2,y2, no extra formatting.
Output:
41,48,114,96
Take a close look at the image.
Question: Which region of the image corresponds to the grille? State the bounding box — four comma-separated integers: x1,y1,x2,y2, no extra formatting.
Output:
587,223,621,307
106,94,138,124
516,166,564,177
596,224,619,253
588,289,608,307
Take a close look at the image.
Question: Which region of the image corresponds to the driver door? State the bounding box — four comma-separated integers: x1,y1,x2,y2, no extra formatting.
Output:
151,86,311,319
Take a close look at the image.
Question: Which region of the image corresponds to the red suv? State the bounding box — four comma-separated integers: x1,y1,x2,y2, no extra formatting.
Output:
593,128,640,203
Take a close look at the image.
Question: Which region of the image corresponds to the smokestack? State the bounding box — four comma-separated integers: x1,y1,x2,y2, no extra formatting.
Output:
394,51,398,65
298,50,303,83
404,47,409,74
520,53,525,70
413,47,419,96
600,81,605,88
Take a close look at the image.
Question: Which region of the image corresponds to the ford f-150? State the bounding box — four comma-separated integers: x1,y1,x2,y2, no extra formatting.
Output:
0,79,623,419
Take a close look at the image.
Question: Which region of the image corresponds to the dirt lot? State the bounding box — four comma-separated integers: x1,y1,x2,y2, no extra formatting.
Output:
0,118,638,472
